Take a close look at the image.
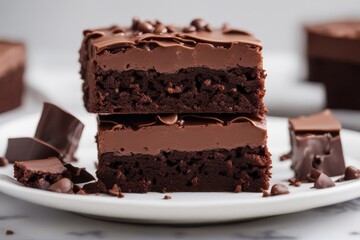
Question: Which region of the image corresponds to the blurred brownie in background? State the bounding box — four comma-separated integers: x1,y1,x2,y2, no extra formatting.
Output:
306,20,360,110
0,40,25,113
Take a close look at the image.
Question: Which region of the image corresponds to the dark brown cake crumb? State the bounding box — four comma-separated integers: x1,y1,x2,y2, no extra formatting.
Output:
288,178,302,187
163,195,172,200
118,192,125,198
6,229,14,235
280,152,291,161
0,157,9,167
234,184,242,193
108,184,121,196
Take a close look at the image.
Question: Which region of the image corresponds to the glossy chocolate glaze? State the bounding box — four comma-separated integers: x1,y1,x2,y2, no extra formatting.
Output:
80,18,263,74
97,114,267,156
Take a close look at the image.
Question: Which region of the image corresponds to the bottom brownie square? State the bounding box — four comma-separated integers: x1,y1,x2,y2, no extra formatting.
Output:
96,114,271,193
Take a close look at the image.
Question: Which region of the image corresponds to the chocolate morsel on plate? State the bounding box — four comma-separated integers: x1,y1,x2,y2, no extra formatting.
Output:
0,156,9,167
48,178,74,194
64,163,95,184
35,102,84,163
344,166,360,180
307,168,322,182
314,173,335,189
270,184,290,196
5,137,61,163
6,230,14,235
83,181,106,194
163,195,172,200
288,178,302,187
190,18,207,31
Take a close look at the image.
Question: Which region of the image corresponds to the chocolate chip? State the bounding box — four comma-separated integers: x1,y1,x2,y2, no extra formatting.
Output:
112,27,125,35
270,184,289,196
138,22,154,33
132,17,140,30
234,184,242,193
344,166,360,180
118,192,125,198
314,173,335,189
0,157,9,167
182,26,196,33
154,24,167,34
307,168,322,182
48,178,73,194
190,18,207,30
6,229,14,235
166,25,176,33
163,195,172,200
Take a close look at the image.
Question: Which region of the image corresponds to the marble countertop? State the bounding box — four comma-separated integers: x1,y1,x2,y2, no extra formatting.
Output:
1,52,360,239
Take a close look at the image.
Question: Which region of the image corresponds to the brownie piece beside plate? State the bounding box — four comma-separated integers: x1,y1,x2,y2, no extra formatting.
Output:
0,41,25,113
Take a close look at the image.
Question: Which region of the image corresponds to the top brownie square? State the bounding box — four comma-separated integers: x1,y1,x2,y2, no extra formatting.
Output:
80,18,266,114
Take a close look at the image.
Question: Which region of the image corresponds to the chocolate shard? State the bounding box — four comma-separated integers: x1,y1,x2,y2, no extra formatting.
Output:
64,163,95,184
35,102,84,163
5,137,62,163
48,178,74,194
314,173,335,189
286,110,345,180
270,184,290,196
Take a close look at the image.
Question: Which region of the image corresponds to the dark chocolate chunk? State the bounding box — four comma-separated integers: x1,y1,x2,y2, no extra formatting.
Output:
5,137,61,163
286,110,345,180
48,178,74,193
0,156,9,167
270,184,290,196
314,173,335,189
6,229,14,235
83,182,106,194
64,163,95,184
190,18,207,31
307,168,322,182
344,166,360,180
118,192,125,198
35,102,84,163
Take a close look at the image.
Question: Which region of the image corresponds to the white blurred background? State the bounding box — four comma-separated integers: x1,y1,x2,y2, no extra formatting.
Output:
0,0,360,128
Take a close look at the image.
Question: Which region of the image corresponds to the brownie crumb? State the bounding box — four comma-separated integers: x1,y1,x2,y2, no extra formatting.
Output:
6,229,14,235
0,157,8,167
108,184,121,196
163,195,172,200
261,190,270,197
234,184,242,193
288,178,302,187
279,152,291,161
118,192,125,198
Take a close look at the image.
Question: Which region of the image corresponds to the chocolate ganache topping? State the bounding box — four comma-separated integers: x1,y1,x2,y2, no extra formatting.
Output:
80,18,263,73
97,114,267,156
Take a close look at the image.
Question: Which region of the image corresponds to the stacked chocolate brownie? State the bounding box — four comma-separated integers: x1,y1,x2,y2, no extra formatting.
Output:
80,18,271,193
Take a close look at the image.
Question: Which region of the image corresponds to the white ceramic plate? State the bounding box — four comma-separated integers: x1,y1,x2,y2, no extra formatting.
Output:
0,114,360,224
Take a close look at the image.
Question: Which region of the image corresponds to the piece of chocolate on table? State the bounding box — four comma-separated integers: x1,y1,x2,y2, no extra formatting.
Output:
0,40,25,114
283,109,345,181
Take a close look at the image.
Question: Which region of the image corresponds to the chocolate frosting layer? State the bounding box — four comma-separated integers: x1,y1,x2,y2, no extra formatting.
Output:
81,18,263,73
5,137,62,163
98,114,267,156
15,157,67,174
35,102,84,162
289,109,341,133
0,41,25,77
307,20,360,64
